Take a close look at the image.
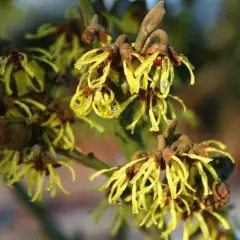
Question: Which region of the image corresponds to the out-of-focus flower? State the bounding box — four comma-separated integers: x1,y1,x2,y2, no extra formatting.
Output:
0,49,58,97
5,96,46,123
25,11,85,74
0,148,75,201
91,200,132,236
40,100,75,156
41,114,75,155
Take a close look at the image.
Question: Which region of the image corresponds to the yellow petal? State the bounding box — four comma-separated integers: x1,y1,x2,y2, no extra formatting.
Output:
127,102,147,133
205,140,226,150
123,60,140,94
196,162,210,195
210,212,231,230
205,147,234,163
180,55,195,85
149,95,159,132
89,167,118,181
134,52,158,77
194,212,209,238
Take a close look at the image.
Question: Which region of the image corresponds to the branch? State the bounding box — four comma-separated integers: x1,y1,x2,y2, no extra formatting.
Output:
58,148,112,176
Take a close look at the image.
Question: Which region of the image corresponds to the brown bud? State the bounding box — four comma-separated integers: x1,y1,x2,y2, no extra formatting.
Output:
162,147,174,163
135,1,166,53
82,27,97,44
119,43,132,61
170,134,192,153
202,183,229,211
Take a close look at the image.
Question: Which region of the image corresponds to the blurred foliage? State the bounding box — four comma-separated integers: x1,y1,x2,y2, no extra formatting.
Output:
0,0,24,38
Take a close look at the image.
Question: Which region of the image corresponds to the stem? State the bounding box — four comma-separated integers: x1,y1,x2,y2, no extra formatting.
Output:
12,183,69,240
79,0,95,27
115,223,128,240
58,148,112,176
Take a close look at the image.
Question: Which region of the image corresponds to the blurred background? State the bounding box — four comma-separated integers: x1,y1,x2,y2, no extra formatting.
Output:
1,0,240,239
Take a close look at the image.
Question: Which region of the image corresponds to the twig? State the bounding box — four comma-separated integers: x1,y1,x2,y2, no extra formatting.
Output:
58,148,112,176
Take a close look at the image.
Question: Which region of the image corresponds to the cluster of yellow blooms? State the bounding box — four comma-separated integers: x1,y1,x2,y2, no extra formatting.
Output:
0,1,236,239
70,1,194,133
70,33,194,132
0,48,76,201
91,121,234,239
26,11,84,75
66,1,236,238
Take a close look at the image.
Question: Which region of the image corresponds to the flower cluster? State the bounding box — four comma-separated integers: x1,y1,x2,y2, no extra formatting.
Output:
26,19,82,74
0,48,58,97
71,2,194,133
0,147,75,201
25,11,110,75
90,120,234,238
0,47,76,200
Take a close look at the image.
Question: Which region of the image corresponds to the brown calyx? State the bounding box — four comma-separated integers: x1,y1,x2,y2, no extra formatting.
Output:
192,143,209,158
47,100,74,123
7,50,26,72
126,163,142,180
32,152,61,175
201,183,229,212
168,46,181,66
82,15,105,45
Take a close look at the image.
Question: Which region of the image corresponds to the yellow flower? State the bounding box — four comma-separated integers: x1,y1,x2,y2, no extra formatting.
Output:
0,148,75,201
6,97,46,123
126,90,186,133
92,87,121,118
148,47,195,95
71,82,138,129
0,49,58,96
70,86,94,118
0,149,27,184
26,156,75,202
136,191,231,239
90,156,165,214
41,113,75,156
75,49,112,89
123,47,195,98
135,193,168,229
50,33,83,74
183,211,231,240
25,18,84,75
181,140,234,196
122,52,157,94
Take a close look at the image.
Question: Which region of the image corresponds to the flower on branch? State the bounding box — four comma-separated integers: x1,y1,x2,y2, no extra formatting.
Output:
71,1,195,133
0,147,75,201
90,120,234,238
